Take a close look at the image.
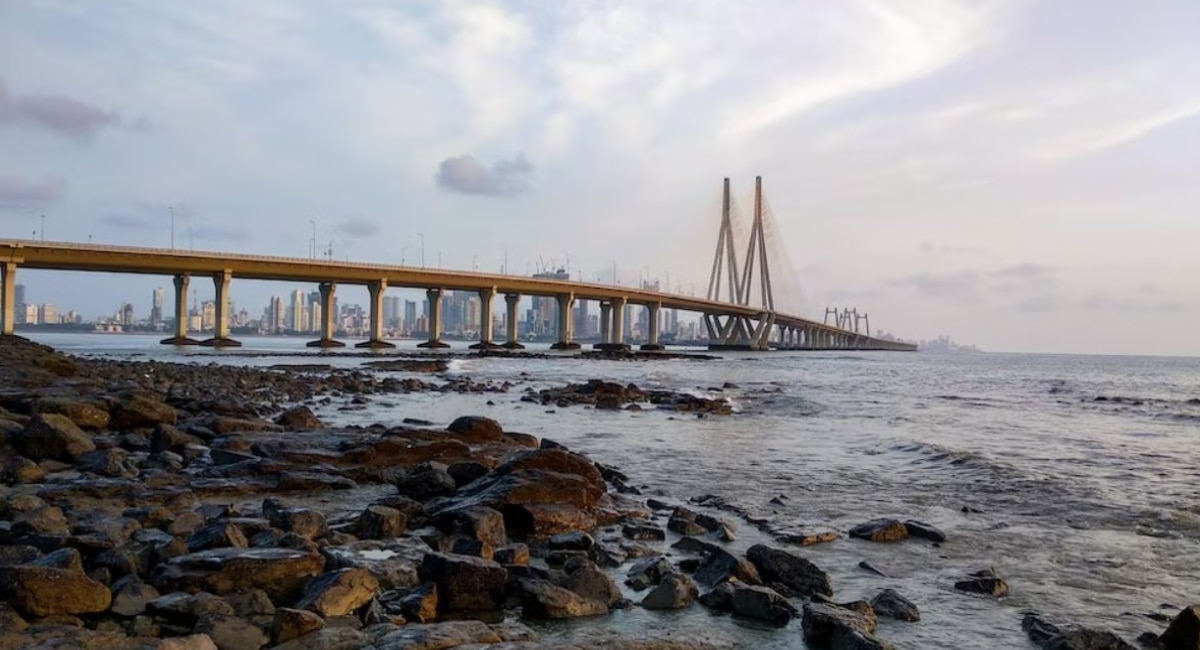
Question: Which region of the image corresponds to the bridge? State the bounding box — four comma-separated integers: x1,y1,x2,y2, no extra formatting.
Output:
0,178,915,352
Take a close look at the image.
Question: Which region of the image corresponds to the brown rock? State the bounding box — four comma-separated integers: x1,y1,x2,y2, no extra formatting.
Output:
518,578,608,619
14,413,95,461
274,406,324,431
417,552,507,612
358,505,406,540
154,547,325,602
848,518,909,542
295,568,379,617
1,456,46,484
194,612,269,650
272,607,325,645
447,415,504,442
35,397,111,430
6,566,113,616
110,393,178,430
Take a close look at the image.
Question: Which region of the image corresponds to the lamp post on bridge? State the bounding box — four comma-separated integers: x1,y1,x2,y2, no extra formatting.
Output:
39,215,45,242
418,233,425,268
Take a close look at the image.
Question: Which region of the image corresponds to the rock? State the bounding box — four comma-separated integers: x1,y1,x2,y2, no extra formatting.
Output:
274,406,324,430
625,556,674,591
955,567,1009,597
110,575,160,616
730,583,797,625
148,591,235,625
6,565,113,616
321,538,427,590
11,503,70,535
641,572,699,610
194,613,269,650
1161,605,1200,650
903,519,946,543
446,461,489,487
776,529,841,546
848,518,908,542
494,543,530,566
416,552,506,612
746,543,833,597
0,545,42,566
870,588,920,622
76,447,137,478
35,397,112,430
549,531,595,551
667,507,707,536
359,505,406,540
1,456,46,484
397,583,438,623
518,578,609,618
395,463,458,501
802,602,878,647
1023,613,1138,650
434,506,507,548
268,507,328,541
110,393,178,430
272,607,325,645
154,547,326,602
504,503,598,540
622,524,666,541
187,523,250,552
295,568,380,617
0,603,28,632
694,548,761,587
370,620,501,650
447,415,504,442
832,627,897,650
225,588,275,617
151,423,203,452
14,413,95,461
699,581,736,612
271,627,364,650
158,635,220,650
563,562,622,608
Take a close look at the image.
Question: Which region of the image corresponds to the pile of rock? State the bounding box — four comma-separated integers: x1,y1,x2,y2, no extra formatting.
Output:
527,379,733,415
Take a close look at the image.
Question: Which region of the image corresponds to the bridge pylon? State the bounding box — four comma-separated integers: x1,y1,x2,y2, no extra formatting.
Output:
704,176,775,351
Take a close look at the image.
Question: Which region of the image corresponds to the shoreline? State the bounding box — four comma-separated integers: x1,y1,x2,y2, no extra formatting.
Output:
0,335,1188,649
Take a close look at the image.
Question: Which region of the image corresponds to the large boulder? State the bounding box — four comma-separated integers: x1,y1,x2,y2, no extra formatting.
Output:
397,583,438,623
295,568,380,617
272,608,325,645
1023,613,1137,650
13,413,95,461
395,462,458,500
417,552,507,612
194,612,270,650
1161,605,1200,650
518,579,608,619
4,565,112,616
434,506,507,548
955,567,1009,597
370,621,502,649
321,538,428,590
447,416,504,442
76,447,138,478
563,562,621,608
625,556,675,591
848,518,908,542
110,392,178,429
110,575,160,616
730,583,797,625
871,588,920,622
359,505,407,540
274,406,324,431
153,547,325,602
746,544,833,597
641,572,699,610
802,602,877,646
35,397,111,430
694,547,761,587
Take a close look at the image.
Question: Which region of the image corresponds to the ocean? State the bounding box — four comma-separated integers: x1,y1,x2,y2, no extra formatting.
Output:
26,332,1200,648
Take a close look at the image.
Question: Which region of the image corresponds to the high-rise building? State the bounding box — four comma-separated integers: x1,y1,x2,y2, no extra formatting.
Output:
22,304,39,325
151,287,164,326
201,301,216,331
530,269,569,337
404,300,417,333
39,304,58,324
384,296,401,329
268,296,285,333
290,290,306,332
120,303,135,327
14,284,26,324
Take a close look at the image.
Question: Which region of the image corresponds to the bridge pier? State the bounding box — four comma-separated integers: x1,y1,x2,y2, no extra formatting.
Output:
502,293,524,350
356,280,395,349
550,293,580,350
1,262,16,336
640,302,664,351
306,282,346,348
596,298,630,352
418,288,450,349
159,274,200,345
469,288,502,350
200,270,241,347
594,301,612,349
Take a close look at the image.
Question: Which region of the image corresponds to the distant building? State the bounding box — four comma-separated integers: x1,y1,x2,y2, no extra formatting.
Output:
404,300,417,333
14,284,26,324
529,269,569,337
151,287,164,326
39,304,58,324
22,304,39,325
201,300,216,331
119,303,135,327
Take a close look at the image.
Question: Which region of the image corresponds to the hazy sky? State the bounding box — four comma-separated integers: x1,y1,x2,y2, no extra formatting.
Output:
2,0,1198,355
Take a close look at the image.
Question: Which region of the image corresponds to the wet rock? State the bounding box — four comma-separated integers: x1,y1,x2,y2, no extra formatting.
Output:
417,552,506,612
225,588,275,617
746,543,833,597
699,581,736,612
10,503,70,536
505,503,598,540
154,547,325,602
446,461,489,487
955,567,1009,597
13,413,95,461
187,523,250,552
625,556,674,591
0,602,28,632
6,565,113,616
447,415,504,442
194,612,269,650
271,627,364,650
158,634,221,650
858,561,889,577
110,575,160,616
832,627,898,650
272,607,325,645
397,583,438,623
519,578,608,618
266,505,327,540
370,620,501,649
76,447,137,478
623,524,666,541
359,505,407,540
296,568,380,617
34,397,111,430
1161,605,1200,650
395,462,458,500
322,538,427,590
434,505,507,548
641,572,699,610
849,518,909,542
550,531,595,551
694,547,761,587
904,519,947,543
563,562,622,608
730,583,797,625
276,470,355,491
152,423,204,452
802,602,878,646
274,406,324,430
1023,612,1138,650
667,507,707,536
148,591,235,625
1,456,45,484
110,393,178,429
871,589,919,622
0,545,42,566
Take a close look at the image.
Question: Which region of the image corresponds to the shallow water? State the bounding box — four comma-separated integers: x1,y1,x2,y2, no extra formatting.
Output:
29,332,1200,648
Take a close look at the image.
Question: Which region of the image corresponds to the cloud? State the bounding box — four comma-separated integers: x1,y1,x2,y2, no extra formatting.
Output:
97,213,153,229
991,263,1055,279
0,174,67,208
0,79,127,140
890,270,983,299
336,217,380,238
435,154,535,196
1035,100,1200,161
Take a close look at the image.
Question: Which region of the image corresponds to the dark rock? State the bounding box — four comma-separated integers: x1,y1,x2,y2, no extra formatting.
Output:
849,518,908,542
641,572,699,610
272,607,325,645
495,543,530,566
832,627,897,650
1024,612,1139,650
395,463,458,500
1,456,46,484
153,547,326,602
518,578,608,618
295,568,380,617
622,524,666,542
274,406,324,430
746,544,833,597
370,620,501,648
549,531,594,551
267,506,328,540
802,602,878,646
417,552,507,612
904,519,947,543
447,415,504,442
187,523,250,552
359,505,407,540
321,538,426,590
434,506,507,548
30,548,84,572
699,581,736,612
14,413,95,461
955,567,1009,597
694,548,761,587
76,447,137,478
147,592,235,625
34,397,111,430
858,561,889,577
563,562,621,608
151,423,203,452
871,588,919,622
667,507,707,536
110,393,178,430
730,583,797,625
625,556,674,591
225,588,275,617
447,461,490,487
1161,605,1200,650
397,583,438,623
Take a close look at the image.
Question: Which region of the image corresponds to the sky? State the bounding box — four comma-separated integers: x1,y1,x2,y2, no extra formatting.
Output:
1,0,1199,355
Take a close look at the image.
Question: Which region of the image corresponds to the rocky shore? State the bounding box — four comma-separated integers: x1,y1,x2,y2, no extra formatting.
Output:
0,335,1195,650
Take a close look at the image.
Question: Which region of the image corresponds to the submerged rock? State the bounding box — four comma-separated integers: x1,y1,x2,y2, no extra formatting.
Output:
955,567,1009,597
746,543,832,597
848,518,909,542
870,588,920,622
641,572,699,610
518,578,609,618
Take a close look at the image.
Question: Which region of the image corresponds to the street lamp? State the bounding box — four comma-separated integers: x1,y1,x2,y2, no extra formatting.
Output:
39,215,45,242
309,220,317,259
418,233,425,268
170,206,175,250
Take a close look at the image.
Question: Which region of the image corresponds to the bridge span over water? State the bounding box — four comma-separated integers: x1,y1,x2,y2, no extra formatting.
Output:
0,238,912,352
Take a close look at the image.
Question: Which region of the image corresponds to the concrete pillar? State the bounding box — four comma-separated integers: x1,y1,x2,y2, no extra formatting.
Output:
418,288,450,348
597,302,612,345
640,302,664,351
306,282,345,348
1,262,15,336
503,293,524,349
200,270,240,347
611,298,627,344
470,288,501,350
355,280,395,349
550,293,580,350
160,274,199,345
